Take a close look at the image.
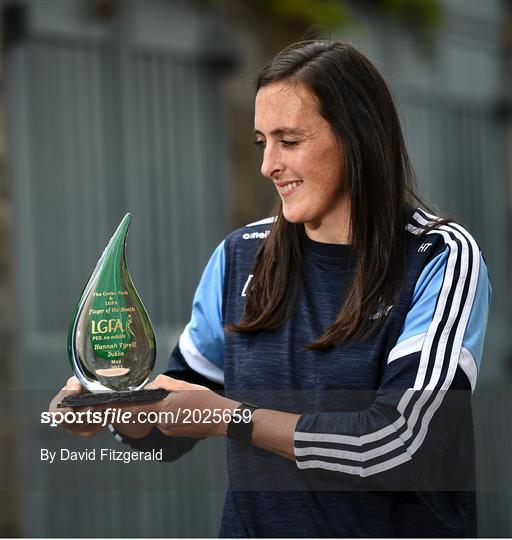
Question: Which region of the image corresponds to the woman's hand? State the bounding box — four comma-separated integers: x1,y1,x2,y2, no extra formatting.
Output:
48,374,239,440
142,374,240,438
144,376,298,459
48,376,152,440
48,376,104,438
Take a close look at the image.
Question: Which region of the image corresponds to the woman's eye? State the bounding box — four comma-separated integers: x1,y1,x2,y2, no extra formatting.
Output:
253,139,298,149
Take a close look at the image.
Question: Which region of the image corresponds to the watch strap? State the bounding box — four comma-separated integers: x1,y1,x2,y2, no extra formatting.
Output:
226,402,259,444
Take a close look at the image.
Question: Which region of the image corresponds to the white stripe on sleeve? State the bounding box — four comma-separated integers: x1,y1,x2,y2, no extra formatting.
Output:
179,324,225,384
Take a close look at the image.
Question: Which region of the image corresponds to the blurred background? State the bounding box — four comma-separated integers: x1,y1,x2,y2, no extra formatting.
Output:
0,0,510,537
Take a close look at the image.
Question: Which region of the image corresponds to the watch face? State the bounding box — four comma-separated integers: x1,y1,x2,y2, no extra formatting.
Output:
227,405,256,444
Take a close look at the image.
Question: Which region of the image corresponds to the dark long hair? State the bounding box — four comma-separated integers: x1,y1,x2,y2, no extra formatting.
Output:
229,40,442,349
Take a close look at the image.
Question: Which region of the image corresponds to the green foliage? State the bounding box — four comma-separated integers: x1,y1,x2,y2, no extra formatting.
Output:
259,0,350,29
376,0,442,30
201,0,443,46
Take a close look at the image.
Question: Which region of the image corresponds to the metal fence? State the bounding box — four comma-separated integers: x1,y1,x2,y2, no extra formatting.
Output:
398,87,511,537
6,14,231,537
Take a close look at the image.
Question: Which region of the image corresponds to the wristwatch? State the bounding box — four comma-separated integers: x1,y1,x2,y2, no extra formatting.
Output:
226,402,259,444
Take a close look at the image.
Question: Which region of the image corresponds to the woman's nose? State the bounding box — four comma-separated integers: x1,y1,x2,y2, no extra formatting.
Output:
260,145,282,179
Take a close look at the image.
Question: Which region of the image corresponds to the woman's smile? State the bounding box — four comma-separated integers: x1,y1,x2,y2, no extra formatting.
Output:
275,179,304,196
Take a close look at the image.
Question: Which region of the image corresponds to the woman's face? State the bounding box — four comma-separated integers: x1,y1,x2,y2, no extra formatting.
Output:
254,81,350,243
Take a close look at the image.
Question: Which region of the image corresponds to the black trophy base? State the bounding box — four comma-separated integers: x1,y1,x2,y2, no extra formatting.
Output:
58,388,170,408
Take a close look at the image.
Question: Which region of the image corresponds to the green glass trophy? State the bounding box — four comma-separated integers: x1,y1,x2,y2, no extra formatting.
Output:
60,214,168,408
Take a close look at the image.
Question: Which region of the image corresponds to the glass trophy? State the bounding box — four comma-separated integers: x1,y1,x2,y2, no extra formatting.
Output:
59,213,168,408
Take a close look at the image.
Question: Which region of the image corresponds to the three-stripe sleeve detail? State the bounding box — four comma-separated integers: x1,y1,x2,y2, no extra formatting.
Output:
294,209,480,477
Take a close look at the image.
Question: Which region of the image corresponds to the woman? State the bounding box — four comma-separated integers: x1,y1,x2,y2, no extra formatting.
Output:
53,41,491,537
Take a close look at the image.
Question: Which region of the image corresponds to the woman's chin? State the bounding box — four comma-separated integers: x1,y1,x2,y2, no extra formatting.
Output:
282,208,306,224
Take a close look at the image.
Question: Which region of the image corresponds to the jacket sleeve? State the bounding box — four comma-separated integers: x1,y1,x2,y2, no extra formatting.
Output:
110,241,226,461
293,227,492,489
